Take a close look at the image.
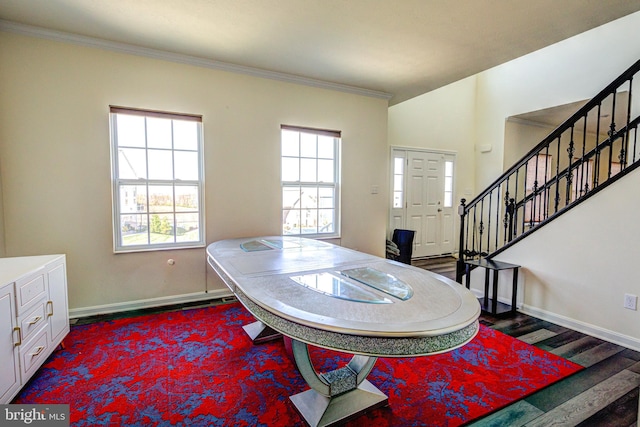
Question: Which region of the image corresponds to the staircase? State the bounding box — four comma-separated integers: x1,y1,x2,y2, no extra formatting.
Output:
456,59,640,283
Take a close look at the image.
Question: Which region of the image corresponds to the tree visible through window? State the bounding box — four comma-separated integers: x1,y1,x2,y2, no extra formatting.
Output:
281,125,340,237
110,106,205,252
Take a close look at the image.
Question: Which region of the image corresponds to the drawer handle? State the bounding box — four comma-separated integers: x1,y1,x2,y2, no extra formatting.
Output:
28,316,42,326
31,346,45,358
47,300,54,317
13,327,22,347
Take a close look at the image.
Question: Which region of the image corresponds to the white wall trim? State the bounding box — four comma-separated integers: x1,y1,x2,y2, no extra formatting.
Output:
69,289,234,319
520,304,640,353
388,145,459,254
0,19,393,102
466,285,640,352
390,145,458,156
506,116,558,131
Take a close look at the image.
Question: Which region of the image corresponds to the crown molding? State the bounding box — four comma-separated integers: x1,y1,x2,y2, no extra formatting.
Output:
0,19,393,101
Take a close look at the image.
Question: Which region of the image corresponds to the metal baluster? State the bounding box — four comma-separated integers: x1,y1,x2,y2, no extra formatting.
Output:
622,77,633,170
503,178,510,244
629,78,636,163
594,103,602,189
471,204,477,258
579,115,588,198
465,202,471,257
554,135,561,213
478,199,485,258
522,160,528,232
456,198,467,283
633,126,639,165
513,169,519,238
608,92,617,179
566,126,575,206
495,185,501,250
531,154,539,228
487,190,493,253
543,145,550,219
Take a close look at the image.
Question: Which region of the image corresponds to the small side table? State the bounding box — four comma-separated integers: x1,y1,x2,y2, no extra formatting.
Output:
465,259,520,318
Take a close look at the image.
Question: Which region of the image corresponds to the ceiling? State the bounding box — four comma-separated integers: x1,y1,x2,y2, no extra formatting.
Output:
1,0,639,105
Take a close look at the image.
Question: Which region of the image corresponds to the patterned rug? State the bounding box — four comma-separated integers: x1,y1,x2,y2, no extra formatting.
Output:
13,302,583,426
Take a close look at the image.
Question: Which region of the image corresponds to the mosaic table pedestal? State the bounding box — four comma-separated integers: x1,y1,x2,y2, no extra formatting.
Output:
241,320,281,344
289,339,387,426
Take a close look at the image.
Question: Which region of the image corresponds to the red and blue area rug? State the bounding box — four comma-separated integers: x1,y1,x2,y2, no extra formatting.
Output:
13,302,582,426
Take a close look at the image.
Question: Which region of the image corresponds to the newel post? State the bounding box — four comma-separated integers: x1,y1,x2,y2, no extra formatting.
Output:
455,198,467,284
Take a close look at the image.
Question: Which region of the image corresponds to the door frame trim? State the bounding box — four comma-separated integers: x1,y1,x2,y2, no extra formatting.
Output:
389,146,457,258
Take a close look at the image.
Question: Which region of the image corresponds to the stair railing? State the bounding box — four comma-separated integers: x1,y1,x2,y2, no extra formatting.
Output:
456,59,640,282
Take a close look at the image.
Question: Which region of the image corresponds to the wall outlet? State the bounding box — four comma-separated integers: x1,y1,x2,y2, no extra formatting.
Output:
624,293,638,310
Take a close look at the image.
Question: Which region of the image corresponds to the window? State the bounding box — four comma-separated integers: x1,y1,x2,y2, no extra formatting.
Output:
110,106,204,252
610,161,623,177
281,125,340,237
443,160,454,208
524,154,551,223
392,156,404,208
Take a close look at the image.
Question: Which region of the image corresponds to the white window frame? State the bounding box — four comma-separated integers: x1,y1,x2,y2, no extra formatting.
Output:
281,125,341,238
392,155,404,209
443,159,454,208
109,106,205,252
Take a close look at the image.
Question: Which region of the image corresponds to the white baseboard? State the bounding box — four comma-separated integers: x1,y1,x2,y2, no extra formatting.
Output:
520,304,640,353
68,289,640,353
468,289,640,351
469,289,524,309
69,289,235,319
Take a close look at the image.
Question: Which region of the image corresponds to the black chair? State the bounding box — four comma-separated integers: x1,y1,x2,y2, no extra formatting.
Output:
392,229,415,265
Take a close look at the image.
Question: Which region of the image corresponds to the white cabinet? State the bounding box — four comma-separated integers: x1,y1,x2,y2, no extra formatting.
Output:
0,283,21,404
47,262,69,345
0,255,69,404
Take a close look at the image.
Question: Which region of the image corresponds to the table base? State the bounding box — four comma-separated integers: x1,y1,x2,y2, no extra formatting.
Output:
289,339,388,426
242,320,282,344
290,379,388,427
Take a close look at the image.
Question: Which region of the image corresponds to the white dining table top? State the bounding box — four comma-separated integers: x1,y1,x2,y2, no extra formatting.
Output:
207,236,480,340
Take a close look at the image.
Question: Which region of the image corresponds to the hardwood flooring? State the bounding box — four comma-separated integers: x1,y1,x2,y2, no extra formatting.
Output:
412,256,458,281
416,256,640,426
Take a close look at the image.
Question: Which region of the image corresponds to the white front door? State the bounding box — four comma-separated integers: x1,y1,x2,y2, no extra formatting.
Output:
391,148,455,259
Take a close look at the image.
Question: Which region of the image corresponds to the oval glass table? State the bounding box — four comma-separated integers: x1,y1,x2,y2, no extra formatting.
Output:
207,237,480,427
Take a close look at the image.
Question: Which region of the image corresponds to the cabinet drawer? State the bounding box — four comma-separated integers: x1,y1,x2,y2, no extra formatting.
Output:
19,302,47,343
16,270,46,316
20,328,49,381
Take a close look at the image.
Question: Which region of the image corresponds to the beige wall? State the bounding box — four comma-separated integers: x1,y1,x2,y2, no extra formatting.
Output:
475,13,640,348
503,119,553,168
388,75,477,204
389,12,640,348
494,168,640,347
0,168,4,257
387,76,478,248
0,32,389,310
475,11,640,190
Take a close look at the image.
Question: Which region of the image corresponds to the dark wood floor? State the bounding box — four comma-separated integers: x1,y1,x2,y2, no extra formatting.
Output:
416,256,640,426
412,256,458,281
